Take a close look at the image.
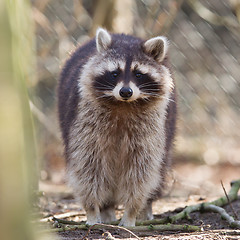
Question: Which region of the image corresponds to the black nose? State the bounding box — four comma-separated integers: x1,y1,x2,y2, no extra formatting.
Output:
119,87,133,99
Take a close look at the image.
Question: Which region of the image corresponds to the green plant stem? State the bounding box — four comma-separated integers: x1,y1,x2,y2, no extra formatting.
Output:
169,179,240,224
45,222,202,233
204,204,240,229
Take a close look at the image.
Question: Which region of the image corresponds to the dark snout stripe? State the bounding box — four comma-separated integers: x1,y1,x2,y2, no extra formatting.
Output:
123,55,133,84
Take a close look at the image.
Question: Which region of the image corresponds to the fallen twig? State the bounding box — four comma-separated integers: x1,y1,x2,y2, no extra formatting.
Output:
45,222,202,234
40,211,84,223
204,204,240,229
221,180,239,220
51,216,202,232
169,179,240,225
52,216,85,225
128,223,202,232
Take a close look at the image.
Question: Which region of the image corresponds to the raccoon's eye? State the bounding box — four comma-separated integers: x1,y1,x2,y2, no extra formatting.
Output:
111,71,119,79
135,72,143,79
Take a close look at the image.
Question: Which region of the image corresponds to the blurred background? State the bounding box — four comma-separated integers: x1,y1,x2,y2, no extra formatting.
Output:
31,0,240,196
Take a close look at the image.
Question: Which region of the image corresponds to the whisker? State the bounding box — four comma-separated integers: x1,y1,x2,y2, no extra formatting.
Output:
143,93,160,97
139,81,160,86
96,94,112,100
139,82,160,88
142,93,175,103
141,92,160,98
161,96,175,103
140,88,160,92
95,80,115,88
142,97,151,102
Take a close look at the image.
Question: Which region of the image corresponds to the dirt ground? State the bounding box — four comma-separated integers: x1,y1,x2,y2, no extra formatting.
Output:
38,162,240,239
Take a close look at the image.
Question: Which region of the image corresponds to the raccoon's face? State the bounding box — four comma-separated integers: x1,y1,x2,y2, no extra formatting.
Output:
80,28,174,105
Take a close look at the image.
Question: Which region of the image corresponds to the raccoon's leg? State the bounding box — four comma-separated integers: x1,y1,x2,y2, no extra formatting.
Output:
119,196,147,227
120,199,154,226
100,203,116,223
85,205,101,225
137,201,154,221
119,206,138,227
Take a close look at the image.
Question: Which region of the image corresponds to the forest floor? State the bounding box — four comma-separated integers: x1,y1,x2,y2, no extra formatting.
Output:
38,162,240,239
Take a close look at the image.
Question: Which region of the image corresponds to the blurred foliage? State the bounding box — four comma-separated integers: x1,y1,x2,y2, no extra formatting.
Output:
0,0,55,239
30,0,240,182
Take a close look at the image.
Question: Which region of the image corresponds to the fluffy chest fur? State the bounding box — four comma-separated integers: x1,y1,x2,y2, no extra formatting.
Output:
67,97,168,203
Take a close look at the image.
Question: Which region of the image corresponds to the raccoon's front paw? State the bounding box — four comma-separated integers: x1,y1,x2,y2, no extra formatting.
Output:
119,218,135,227
86,219,101,226
86,208,101,225
119,207,137,226
137,203,154,221
119,214,136,227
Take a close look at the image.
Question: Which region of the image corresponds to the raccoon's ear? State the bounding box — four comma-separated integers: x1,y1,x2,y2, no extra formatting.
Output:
96,28,112,53
143,36,168,62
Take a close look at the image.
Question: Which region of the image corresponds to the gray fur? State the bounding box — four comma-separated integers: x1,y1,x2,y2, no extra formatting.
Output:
58,28,177,227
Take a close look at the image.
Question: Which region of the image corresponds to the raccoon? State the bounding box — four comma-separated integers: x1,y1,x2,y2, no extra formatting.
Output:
58,28,176,227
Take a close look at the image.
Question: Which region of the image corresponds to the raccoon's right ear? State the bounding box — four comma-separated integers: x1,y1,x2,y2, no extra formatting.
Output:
96,28,112,53
143,36,168,62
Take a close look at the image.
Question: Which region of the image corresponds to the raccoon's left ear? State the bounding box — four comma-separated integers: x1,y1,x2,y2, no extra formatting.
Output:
143,36,168,62
96,28,112,53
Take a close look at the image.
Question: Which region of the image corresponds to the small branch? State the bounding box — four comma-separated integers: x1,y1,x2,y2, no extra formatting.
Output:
211,180,240,206
128,223,202,232
204,204,240,229
40,211,84,223
136,218,167,226
169,179,240,224
51,216,202,232
51,216,168,227
46,222,202,234
169,203,203,223
52,216,85,225
221,180,239,220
